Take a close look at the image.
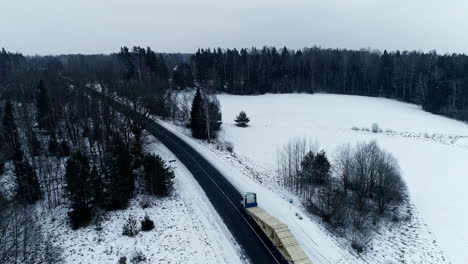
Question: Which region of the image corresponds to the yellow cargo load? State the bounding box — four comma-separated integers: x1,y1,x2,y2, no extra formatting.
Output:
246,206,312,264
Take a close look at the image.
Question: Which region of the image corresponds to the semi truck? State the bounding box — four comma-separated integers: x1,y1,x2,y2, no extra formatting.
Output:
240,192,312,264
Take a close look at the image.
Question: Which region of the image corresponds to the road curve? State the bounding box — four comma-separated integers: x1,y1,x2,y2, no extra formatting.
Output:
87,88,283,264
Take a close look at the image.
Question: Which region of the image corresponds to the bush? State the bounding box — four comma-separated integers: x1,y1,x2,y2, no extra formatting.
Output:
349,230,371,253
94,213,103,231
225,141,234,153
140,197,152,209
141,215,155,231
118,256,127,264
371,122,381,133
68,207,92,230
122,215,139,237
130,250,147,264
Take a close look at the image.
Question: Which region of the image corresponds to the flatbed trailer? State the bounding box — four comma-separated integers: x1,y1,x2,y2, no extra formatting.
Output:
241,193,312,264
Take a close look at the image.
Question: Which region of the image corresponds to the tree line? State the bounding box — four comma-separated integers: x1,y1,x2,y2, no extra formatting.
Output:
5,45,468,121
0,47,180,263
190,47,468,121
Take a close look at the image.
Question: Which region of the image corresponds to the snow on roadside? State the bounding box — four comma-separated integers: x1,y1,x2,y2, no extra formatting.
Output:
39,134,245,264
156,114,450,264
157,120,358,264
212,93,464,264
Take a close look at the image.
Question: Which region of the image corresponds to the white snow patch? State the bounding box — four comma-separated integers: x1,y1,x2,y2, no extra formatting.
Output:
214,93,467,264
40,135,245,264
156,92,463,263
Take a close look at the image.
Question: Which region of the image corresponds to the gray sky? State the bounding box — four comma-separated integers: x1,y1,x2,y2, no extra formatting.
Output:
1,0,467,55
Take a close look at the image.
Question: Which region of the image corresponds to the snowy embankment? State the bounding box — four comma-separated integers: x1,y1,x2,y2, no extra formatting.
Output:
41,134,244,264
158,121,359,264
214,93,467,264
158,92,468,264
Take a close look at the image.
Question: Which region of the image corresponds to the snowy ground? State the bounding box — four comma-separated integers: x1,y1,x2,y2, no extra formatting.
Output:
216,93,467,264
158,92,468,264
39,135,244,264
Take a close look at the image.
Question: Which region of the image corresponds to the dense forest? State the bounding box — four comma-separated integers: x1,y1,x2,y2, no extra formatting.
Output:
3,45,467,121
191,47,468,121
0,47,176,263
0,44,467,261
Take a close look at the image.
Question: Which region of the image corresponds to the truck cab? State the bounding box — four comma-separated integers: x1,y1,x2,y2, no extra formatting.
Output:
240,192,258,209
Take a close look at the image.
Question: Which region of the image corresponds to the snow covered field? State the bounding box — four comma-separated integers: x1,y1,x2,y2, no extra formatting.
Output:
216,93,468,263
40,135,244,264
161,92,468,264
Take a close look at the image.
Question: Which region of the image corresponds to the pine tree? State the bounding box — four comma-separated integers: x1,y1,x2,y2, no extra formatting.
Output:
301,151,316,184
65,151,93,229
90,166,103,207
105,134,134,210
207,97,222,139
313,150,331,185
59,140,70,157
48,134,58,156
36,80,53,131
234,111,250,127
14,156,42,204
190,88,208,139
2,101,20,160
143,154,174,196
30,131,42,156
173,63,194,89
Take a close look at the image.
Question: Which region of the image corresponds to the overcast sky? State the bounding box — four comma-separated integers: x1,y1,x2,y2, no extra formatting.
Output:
1,0,467,55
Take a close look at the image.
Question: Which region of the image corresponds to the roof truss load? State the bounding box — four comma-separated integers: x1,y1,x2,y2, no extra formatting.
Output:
246,207,312,264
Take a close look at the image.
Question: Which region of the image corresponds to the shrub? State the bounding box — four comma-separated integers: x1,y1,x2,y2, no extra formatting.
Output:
130,250,147,264
118,256,127,264
371,122,381,133
141,215,155,231
349,230,371,253
122,215,139,237
68,207,92,230
225,141,234,153
140,197,151,209
94,213,103,231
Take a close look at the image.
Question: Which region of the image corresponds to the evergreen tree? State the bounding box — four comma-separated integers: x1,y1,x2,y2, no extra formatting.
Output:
301,150,330,185
234,111,250,127
90,166,103,207
173,63,194,89
142,154,174,196
207,97,222,139
313,150,331,185
190,88,208,139
377,50,392,96
30,131,42,156
65,151,93,229
48,134,58,156
14,156,42,204
301,151,316,185
105,134,134,210
0,154,4,174
36,80,53,131
59,140,70,157
2,101,20,160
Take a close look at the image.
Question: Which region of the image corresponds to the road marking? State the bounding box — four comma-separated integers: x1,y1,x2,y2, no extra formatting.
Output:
154,125,282,264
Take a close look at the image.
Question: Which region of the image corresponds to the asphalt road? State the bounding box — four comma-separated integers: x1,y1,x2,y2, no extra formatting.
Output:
88,89,284,264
